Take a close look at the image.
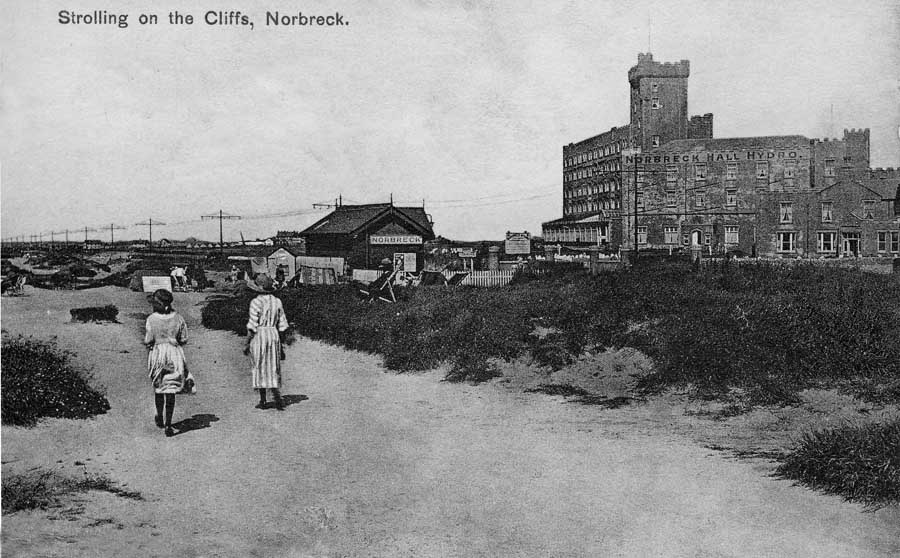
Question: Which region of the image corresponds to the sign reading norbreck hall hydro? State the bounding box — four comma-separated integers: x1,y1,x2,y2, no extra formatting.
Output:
626,149,803,165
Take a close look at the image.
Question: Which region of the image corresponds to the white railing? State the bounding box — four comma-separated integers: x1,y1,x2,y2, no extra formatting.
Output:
443,269,516,287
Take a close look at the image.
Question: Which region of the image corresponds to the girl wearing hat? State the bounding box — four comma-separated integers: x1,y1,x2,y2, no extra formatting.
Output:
245,274,290,410
145,288,190,436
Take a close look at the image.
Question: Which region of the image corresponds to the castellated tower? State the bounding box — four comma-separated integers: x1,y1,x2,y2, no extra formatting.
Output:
628,53,691,151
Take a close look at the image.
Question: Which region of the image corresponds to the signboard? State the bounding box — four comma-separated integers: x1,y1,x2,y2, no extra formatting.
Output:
393,252,417,272
142,276,172,293
370,235,422,245
456,248,476,258
626,149,802,165
505,232,531,255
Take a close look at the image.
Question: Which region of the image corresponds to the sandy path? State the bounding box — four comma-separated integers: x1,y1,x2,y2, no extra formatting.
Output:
2,286,898,557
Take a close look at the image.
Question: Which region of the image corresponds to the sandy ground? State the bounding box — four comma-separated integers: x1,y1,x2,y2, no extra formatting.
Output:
2,285,898,558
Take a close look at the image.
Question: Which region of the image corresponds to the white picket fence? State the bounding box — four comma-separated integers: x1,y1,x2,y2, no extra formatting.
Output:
443,269,516,287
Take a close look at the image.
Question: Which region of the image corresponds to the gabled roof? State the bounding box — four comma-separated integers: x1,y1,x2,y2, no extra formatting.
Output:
818,179,888,198
301,204,434,236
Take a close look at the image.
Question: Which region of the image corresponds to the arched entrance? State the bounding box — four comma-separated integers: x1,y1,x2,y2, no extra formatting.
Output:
690,229,703,247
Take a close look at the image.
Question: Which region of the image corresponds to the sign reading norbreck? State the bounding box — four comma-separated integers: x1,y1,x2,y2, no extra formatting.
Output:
369,235,422,245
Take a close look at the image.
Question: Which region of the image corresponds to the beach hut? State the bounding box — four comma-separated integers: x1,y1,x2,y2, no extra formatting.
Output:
266,247,299,281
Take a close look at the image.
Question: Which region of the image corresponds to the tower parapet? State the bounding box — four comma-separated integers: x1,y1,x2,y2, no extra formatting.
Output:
628,53,690,85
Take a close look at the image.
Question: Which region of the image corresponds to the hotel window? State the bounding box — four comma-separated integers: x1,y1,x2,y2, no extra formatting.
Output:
651,83,659,94
695,190,706,208
818,232,837,253
878,231,900,253
780,202,793,224
637,170,646,184
726,163,737,181
704,233,711,246
863,200,876,220
725,189,737,208
666,191,677,207
666,165,677,183
778,232,796,253
824,158,835,177
682,233,689,245
756,161,769,180
821,201,833,223
651,135,660,148
651,97,661,109
784,161,797,179
725,225,739,244
695,163,707,181
636,193,644,210
664,226,679,244
637,226,648,245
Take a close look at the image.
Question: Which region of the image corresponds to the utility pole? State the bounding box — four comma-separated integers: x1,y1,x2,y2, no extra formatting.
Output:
105,223,126,244
201,210,241,254
135,218,166,257
83,226,96,242
634,156,640,262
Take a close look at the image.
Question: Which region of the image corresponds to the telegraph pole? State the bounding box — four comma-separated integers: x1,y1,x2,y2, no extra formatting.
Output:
83,226,96,242
201,210,241,254
105,223,127,245
135,218,166,256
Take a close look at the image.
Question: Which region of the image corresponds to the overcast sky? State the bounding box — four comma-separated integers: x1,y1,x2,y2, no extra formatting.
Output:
2,0,898,242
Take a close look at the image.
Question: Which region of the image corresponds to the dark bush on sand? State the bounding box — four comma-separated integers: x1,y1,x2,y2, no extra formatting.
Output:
777,418,900,506
69,305,119,323
1,335,110,426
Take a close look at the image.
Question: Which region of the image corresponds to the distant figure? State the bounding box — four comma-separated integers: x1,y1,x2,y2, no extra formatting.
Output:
274,265,287,289
244,274,289,410
230,265,239,283
170,265,187,290
145,289,191,437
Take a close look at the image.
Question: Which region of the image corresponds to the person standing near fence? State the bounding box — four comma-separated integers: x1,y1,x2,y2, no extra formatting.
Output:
244,274,290,410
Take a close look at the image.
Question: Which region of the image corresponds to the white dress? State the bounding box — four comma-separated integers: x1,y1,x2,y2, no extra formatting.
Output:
247,294,289,389
145,312,188,394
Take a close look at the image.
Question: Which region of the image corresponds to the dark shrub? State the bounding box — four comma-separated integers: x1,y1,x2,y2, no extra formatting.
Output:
776,419,900,506
1,335,110,426
70,305,119,323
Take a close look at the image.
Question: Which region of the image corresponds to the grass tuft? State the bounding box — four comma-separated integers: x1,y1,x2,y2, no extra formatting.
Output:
1,468,143,514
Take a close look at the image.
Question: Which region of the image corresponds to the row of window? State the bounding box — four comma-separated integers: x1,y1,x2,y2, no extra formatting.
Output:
564,199,622,215
633,227,900,254
544,226,609,243
565,181,620,198
564,140,629,168
781,200,879,224
636,189,738,210
565,160,623,182
636,161,798,183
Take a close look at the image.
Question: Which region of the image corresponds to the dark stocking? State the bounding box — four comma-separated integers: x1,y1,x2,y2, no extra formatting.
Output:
164,394,175,427
155,394,164,418
257,389,267,408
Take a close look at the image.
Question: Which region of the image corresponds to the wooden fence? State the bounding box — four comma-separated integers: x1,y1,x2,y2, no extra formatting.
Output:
443,269,516,287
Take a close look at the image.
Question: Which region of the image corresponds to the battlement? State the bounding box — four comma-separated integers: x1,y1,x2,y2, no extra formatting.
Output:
869,167,900,178
843,128,870,137
688,113,714,139
628,52,690,84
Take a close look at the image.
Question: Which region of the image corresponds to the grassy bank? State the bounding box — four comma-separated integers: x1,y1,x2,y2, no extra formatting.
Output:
1,334,111,426
201,262,900,504
202,262,900,404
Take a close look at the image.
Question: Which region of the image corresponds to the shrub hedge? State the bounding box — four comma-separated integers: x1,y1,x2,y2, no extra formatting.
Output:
201,263,900,402
1,335,111,426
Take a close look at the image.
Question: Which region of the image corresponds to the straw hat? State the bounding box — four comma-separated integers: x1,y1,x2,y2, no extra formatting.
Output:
249,273,276,293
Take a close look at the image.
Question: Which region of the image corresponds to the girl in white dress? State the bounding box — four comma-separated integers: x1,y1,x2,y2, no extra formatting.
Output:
145,289,188,436
245,274,289,410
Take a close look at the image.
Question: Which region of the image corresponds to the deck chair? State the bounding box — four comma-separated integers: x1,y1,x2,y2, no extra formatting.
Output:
446,272,470,286
358,270,398,302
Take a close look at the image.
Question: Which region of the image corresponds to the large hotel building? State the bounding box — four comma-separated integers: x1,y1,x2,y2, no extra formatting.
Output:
542,53,899,258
